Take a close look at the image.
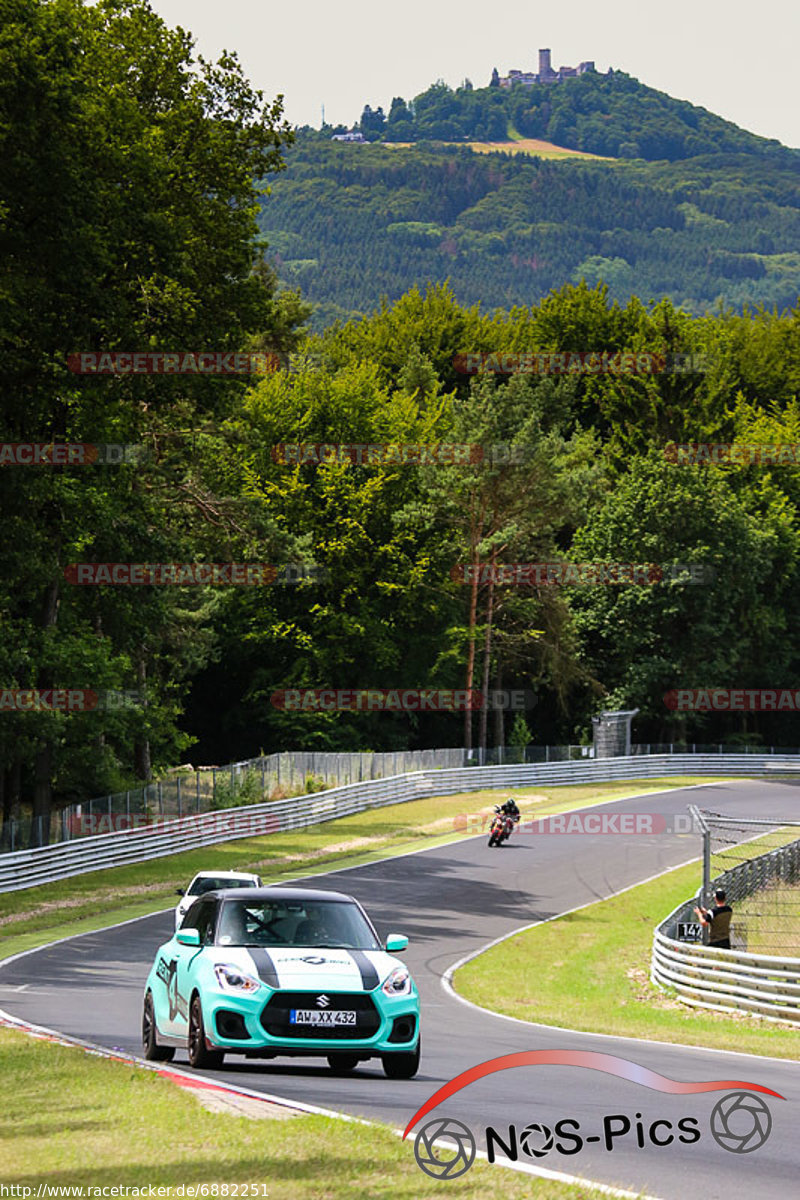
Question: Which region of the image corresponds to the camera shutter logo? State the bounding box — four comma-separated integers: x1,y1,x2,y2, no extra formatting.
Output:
520,1122,554,1158
414,1118,476,1179
710,1092,772,1153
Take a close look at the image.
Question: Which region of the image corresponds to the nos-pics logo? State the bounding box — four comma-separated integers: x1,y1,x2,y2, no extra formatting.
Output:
404,1050,784,1180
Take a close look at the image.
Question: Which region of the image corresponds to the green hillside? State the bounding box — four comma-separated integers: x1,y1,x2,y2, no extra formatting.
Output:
349,70,798,163
257,142,800,327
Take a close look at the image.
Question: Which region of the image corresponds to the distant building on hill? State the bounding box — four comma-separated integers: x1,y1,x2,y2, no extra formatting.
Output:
331,130,367,143
495,48,598,88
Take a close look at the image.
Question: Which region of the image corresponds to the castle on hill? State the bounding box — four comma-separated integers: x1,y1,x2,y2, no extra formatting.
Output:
492,48,599,88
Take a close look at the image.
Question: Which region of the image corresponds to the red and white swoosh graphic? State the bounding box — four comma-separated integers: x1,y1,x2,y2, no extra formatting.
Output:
403,1049,785,1139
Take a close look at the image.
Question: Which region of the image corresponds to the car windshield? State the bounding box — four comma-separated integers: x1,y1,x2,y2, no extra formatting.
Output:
216,899,381,950
188,876,255,896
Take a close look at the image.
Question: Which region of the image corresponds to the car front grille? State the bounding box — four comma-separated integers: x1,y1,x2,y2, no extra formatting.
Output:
260,991,381,1040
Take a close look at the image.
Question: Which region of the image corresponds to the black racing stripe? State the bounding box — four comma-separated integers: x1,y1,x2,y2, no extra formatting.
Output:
248,948,279,988
348,950,379,990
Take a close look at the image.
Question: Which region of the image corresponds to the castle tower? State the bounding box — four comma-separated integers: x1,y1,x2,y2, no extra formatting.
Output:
538,47,552,78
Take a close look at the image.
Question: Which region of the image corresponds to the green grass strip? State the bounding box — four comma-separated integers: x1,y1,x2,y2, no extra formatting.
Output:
0,1027,616,1198
455,857,800,1060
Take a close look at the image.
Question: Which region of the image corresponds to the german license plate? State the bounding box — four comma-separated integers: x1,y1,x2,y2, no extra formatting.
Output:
290,1009,357,1026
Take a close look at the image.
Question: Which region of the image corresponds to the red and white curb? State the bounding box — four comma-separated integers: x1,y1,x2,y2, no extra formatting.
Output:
0,1007,364,1122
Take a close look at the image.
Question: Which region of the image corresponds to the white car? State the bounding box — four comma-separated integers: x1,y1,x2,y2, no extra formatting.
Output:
175,870,263,928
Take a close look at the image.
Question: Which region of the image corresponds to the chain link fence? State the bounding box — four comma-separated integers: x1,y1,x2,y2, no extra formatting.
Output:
3,741,799,853
0,748,472,852
653,806,800,1023
694,809,800,956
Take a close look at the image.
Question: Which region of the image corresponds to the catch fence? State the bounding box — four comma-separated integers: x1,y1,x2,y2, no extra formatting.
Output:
2,752,800,893
3,741,795,853
652,807,800,1024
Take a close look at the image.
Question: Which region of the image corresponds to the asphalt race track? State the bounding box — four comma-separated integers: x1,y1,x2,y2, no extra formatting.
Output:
2,779,799,1198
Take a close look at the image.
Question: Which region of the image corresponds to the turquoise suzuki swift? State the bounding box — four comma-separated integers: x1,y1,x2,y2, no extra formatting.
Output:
142,886,420,1078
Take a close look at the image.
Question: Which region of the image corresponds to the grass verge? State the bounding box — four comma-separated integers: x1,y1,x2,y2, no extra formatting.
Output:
0,1026,619,1199
455,857,800,1059
736,880,800,955
0,777,727,962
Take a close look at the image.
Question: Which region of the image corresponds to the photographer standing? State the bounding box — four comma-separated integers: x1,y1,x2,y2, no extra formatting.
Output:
694,888,733,948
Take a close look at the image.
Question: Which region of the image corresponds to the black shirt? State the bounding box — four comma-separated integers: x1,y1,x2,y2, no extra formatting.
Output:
705,904,732,942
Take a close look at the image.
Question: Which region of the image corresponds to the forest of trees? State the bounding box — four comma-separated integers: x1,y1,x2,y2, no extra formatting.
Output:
346,71,797,164
2,0,800,842
258,142,800,324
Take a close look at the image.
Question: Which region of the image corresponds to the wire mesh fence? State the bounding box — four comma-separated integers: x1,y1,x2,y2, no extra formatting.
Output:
2,741,799,853
0,747,471,851
698,809,800,956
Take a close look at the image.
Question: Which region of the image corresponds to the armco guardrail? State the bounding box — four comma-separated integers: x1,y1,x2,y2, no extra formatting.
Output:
651,829,800,1027
2,753,799,894
651,926,800,1027
2,746,475,851
9,741,798,851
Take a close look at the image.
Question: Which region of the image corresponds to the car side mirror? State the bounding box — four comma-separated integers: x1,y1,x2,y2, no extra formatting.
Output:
175,888,185,896
385,934,409,953
176,929,200,946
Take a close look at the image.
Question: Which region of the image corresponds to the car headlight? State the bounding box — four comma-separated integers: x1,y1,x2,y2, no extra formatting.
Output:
382,967,412,997
214,964,262,993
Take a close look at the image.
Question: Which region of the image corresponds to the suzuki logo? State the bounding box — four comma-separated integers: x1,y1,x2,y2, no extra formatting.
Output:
316,994,331,1008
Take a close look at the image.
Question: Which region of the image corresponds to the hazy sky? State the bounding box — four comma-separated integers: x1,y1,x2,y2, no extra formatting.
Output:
149,0,799,149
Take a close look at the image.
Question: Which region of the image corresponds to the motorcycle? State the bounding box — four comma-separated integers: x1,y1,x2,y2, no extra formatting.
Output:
488,807,518,847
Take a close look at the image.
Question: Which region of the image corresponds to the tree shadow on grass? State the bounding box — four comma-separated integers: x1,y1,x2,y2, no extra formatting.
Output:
1,1154,484,1197
0,1119,109,1139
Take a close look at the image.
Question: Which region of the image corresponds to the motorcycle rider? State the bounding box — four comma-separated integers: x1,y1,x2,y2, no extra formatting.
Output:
498,796,520,822
489,796,520,844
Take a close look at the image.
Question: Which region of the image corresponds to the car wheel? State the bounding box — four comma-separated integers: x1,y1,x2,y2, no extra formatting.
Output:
327,1053,360,1074
142,991,174,1062
187,994,224,1069
381,1039,420,1080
